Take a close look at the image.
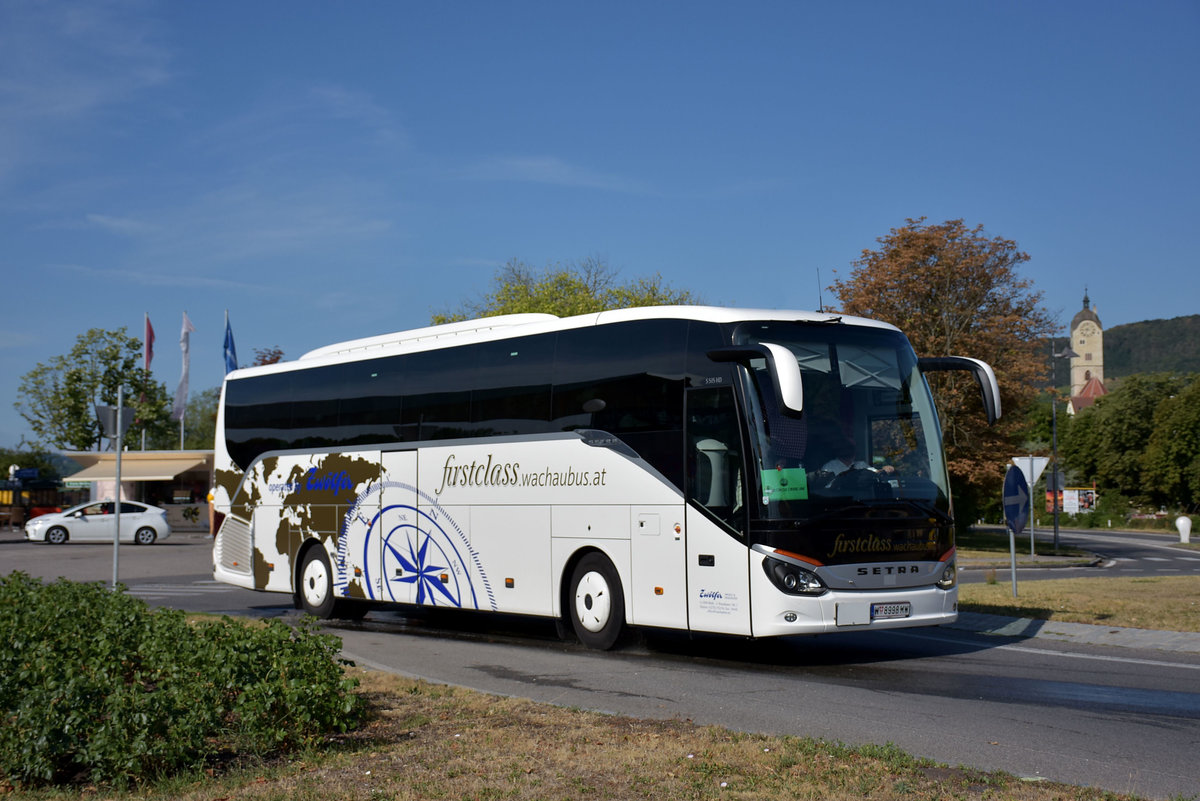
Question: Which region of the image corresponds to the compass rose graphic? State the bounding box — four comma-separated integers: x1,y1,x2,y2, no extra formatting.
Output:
378,507,472,606
336,481,494,611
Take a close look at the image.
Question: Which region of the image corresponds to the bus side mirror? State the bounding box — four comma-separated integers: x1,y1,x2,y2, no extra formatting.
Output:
708,343,804,416
918,356,1002,425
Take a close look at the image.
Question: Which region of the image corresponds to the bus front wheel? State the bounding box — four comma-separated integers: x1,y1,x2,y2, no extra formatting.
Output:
568,553,625,650
298,546,336,618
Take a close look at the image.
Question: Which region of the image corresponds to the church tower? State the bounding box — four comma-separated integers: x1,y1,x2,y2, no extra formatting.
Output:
1068,290,1105,405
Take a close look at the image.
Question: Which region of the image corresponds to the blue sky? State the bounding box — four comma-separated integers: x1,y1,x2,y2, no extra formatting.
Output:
1,0,1197,448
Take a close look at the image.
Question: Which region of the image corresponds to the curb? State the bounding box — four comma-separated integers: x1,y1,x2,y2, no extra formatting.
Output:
949,611,1200,655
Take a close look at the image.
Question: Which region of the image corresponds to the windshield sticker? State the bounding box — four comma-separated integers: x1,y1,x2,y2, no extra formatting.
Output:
760,467,808,502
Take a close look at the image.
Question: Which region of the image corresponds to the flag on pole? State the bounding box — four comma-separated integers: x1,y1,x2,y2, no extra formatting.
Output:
143,314,155,372
223,310,238,374
171,312,196,421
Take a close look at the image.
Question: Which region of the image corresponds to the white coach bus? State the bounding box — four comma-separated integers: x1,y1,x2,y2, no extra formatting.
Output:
211,306,999,649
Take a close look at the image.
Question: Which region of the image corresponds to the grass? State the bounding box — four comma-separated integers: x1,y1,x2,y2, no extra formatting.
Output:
956,526,1200,631
959,575,1200,631
6,670,1156,801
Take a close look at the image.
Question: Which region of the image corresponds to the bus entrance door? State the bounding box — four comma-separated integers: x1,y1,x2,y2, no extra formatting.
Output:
377,450,420,605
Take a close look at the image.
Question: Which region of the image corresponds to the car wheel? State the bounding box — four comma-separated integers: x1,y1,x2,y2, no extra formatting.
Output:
568,552,625,650
46,526,68,545
134,527,157,545
298,546,336,618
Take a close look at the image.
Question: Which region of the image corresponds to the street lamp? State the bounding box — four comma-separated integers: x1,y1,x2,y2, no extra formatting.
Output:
1051,344,1079,551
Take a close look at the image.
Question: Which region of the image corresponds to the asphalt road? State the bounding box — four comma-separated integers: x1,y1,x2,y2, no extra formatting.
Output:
4,526,1199,799
961,525,1200,583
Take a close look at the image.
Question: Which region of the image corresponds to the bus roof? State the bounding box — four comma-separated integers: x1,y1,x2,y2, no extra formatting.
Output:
231,305,897,380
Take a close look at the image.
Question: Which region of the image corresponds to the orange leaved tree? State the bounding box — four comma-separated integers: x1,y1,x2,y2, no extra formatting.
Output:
829,218,1056,519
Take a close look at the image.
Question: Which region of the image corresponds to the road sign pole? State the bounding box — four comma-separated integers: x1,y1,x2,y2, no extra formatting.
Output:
1002,466,1030,599
1028,455,1035,557
1009,528,1017,597
112,386,122,589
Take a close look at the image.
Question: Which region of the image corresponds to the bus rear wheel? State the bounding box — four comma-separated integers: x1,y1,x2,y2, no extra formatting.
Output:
298,546,336,618
568,552,625,650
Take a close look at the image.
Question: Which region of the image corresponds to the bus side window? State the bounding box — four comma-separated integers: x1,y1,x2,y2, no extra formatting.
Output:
472,333,555,436
686,387,745,534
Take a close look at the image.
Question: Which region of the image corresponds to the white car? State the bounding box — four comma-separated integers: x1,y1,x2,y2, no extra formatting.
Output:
25,501,172,545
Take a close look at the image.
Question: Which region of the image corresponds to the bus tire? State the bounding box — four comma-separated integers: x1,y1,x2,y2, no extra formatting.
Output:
298,546,336,618
568,552,625,650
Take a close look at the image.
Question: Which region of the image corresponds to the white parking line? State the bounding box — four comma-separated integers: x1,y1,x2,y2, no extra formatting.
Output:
126,582,233,597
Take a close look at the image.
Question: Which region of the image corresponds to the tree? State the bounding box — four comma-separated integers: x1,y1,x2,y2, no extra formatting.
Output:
178,387,221,450
1143,377,1200,511
828,218,1057,517
432,257,700,323
251,346,284,366
0,442,65,483
15,328,174,451
1062,372,1198,509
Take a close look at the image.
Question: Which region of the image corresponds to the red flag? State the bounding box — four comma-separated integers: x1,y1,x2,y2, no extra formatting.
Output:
144,313,155,372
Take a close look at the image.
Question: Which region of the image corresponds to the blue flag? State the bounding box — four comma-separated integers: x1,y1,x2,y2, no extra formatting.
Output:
223,311,238,374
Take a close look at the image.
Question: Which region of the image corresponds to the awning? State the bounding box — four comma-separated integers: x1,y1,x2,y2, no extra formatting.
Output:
66,458,206,482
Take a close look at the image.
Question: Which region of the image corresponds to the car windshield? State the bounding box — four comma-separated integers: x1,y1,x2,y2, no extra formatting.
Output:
734,321,951,521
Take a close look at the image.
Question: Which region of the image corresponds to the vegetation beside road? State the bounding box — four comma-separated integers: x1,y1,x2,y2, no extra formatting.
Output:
0,573,363,791
5,572,1189,800
956,526,1200,631
959,575,1199,632
7,668,1153,801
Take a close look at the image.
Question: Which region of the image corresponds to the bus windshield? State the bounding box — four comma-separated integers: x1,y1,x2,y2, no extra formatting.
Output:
734,321,951,521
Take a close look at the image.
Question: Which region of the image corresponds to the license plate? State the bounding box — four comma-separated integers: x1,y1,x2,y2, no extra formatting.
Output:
871,602,911,620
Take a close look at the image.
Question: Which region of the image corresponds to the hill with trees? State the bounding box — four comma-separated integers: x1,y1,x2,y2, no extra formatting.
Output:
1105,314,1200,377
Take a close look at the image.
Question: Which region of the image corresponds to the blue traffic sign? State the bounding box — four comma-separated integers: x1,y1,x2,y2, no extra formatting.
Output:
1003,465,1029,536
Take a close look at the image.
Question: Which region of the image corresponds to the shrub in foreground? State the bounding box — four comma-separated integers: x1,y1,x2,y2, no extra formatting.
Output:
0,572,364,788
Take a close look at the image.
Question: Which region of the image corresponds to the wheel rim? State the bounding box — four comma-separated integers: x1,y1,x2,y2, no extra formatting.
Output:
48,527,66,544
302,556,330,608
136,528,155,544
574,570,612,633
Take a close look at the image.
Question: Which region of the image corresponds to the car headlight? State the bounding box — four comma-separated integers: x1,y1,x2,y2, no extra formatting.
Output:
936,559,957,590
762,555,828,596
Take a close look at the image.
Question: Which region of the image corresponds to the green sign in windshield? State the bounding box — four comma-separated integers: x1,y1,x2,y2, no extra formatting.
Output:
761,467,808,502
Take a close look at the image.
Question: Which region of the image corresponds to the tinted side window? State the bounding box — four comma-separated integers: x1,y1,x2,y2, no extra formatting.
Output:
553,319,688,487
471,333,554,436
686,321,735,388
339,356,405,446
224,372,293,469
552,319,688,433
400,346,476,441
290,363,346,450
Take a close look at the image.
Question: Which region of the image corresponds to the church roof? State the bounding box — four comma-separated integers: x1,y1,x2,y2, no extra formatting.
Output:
1070,289,1102,332
1069,375,1108,413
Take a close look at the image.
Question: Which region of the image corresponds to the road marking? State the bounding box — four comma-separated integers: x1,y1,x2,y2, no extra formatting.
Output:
126,582,233,598
894,630,1200,671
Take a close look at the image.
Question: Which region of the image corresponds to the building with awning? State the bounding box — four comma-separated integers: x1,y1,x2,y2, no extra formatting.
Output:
62,450,214,531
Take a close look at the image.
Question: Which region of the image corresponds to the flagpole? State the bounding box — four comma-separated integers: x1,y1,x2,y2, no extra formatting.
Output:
173,311,195,451
142,312,150,450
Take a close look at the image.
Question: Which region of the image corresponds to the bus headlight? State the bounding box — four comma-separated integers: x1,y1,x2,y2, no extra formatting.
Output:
763,557,827,596
936,559,957,590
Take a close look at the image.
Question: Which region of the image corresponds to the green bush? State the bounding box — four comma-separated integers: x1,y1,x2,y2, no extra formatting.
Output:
0,572,364,789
